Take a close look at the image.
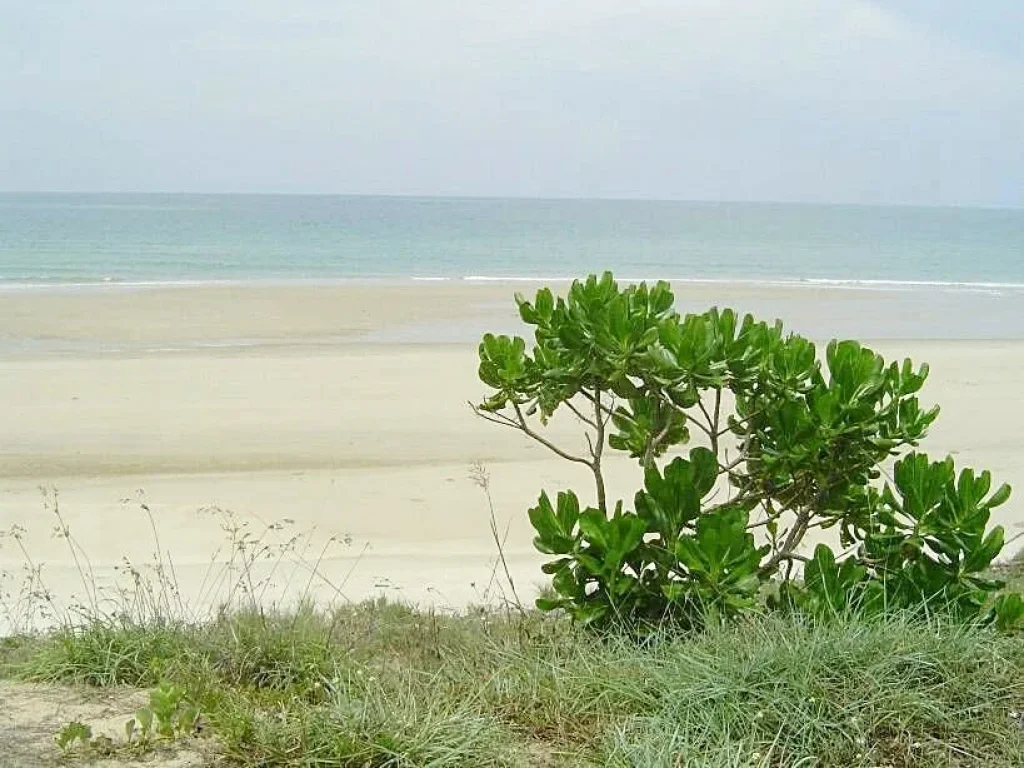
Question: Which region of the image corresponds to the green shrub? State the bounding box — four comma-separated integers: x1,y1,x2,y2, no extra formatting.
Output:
475,273,1021,630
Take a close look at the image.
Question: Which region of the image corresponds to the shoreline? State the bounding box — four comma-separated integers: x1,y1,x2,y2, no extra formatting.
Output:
3,274,1024,293
1,281,1022,360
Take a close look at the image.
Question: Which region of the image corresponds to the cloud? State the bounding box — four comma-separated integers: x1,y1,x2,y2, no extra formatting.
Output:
1,0,1021,206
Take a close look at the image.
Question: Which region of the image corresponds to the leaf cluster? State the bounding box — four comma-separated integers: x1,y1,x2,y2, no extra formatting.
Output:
476,273,1020,631
126,680,201,746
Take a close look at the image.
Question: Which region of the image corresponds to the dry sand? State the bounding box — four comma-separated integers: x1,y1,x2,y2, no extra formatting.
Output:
0,680,209,766
1,282,1022,628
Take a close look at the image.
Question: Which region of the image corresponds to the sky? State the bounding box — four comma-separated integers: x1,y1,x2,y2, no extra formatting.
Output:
2,1,1022,207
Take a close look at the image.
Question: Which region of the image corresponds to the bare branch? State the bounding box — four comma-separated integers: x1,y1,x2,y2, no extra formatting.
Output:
471,402,593,466
718,427,754,475
565,399,599,429
718,454,746,475
747,498,782,530
696,389,725,452
580,389,617,419
759,508,812,577
697,397,716,438
745,500,785,530
511,401,594,467
592,390,608,513
469,404,521,429
653,416,676,447
685,412,715,441
716,407,764,439
771,551,811,565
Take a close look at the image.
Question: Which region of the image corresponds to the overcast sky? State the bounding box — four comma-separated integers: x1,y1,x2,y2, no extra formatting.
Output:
2,1,1022,207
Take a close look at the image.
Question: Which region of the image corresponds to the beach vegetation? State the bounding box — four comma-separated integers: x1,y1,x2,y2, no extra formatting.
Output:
6,600,1023,766
52,681,200,759
1,476,1022,765
475,272,1022,631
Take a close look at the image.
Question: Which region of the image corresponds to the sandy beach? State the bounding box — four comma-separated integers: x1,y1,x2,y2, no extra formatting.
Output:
1,281,1022,627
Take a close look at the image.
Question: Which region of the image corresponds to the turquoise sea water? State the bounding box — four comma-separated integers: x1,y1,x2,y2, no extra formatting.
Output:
1,193,1023,287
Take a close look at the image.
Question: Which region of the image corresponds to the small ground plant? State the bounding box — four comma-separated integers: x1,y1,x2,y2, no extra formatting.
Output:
475,273,1024,630
55,720,109,757
125,681,201,747
53,682,200,759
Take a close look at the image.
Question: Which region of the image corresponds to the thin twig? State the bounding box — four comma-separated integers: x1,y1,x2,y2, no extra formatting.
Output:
759,508,813,577
592,390,608,514
715,408,765,439
471,402,594,466
565,399,599,429
718,454,746,474
511,401,594,467
579,389,617,420
697,397,716,440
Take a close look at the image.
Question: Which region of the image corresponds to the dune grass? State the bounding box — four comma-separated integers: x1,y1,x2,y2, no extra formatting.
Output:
2,503,1022,766
2,600,1022,767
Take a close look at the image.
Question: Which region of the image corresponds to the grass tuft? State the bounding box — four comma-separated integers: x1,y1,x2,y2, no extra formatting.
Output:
4,606,1021,766
3,506,1022,766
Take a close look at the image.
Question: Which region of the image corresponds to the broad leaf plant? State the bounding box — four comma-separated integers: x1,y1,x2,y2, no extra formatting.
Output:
475,273,1023,631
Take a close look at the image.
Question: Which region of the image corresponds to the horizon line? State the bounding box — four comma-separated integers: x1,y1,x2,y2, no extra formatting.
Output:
1,190,1021,213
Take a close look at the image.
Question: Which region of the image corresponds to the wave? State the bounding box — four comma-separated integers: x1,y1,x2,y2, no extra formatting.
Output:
777,277,1024,291
2,274,1023,294
458,275,1024,292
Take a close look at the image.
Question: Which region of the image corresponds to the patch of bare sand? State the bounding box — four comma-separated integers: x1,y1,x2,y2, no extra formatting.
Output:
0,681,212,767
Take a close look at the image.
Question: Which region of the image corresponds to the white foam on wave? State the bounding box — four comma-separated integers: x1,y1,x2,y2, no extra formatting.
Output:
461,275,577,282
785,277,1024,292
2,274,1023,295
456,275,1024,293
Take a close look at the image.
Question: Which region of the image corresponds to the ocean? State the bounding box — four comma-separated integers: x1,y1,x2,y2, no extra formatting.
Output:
1,193,1022,288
